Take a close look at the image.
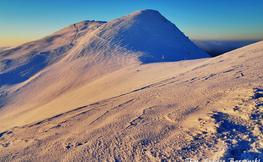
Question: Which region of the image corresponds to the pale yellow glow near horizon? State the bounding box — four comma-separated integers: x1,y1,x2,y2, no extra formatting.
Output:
0,39,29,47
0,35,44,47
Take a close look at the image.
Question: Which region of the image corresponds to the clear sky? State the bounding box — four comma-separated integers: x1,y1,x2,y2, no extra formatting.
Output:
0,0,263,46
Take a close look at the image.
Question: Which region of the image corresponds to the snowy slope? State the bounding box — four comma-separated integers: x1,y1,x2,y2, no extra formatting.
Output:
1,9,262,161
0,20,106,87
0,9,208,89
0,39,262,161
0,9,209,129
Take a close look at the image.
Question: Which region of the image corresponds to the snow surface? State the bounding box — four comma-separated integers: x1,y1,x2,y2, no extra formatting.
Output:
0,9,262,161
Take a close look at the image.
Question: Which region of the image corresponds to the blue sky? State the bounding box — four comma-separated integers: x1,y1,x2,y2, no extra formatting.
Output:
0,0,263,46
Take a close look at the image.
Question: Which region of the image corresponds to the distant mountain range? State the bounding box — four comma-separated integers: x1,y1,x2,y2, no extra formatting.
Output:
192,40,261,57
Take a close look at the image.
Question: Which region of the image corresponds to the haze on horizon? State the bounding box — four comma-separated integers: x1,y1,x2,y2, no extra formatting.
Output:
0,0,262,47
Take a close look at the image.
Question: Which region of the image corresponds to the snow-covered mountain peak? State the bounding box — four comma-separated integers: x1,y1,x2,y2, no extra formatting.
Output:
126,9,164,19
91,9,210,62
127,9,165,19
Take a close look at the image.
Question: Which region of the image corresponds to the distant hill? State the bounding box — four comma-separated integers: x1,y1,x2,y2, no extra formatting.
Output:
192,40,261,57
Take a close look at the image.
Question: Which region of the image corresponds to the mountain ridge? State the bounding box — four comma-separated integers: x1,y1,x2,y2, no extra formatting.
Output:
0,9,210,131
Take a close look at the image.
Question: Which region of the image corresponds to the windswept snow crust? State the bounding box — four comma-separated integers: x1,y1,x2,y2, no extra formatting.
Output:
0,9,262,161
